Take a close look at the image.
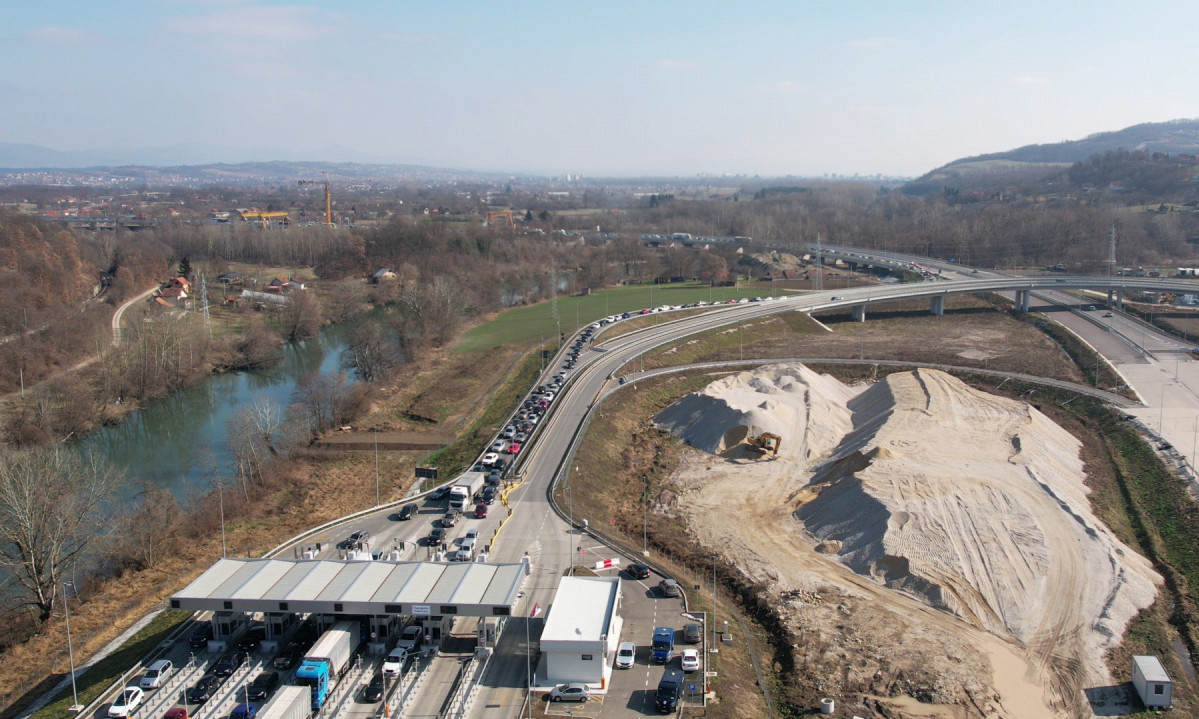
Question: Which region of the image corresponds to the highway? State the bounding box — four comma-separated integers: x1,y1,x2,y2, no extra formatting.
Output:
100,252,1199,719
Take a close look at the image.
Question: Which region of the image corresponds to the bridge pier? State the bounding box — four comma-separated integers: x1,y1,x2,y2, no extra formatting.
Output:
1014,290,1031,312
851,304,866,322
1107,288,1124,310
930,295,945,316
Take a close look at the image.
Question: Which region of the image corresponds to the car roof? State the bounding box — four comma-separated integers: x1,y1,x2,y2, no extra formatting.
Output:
386,648,406,658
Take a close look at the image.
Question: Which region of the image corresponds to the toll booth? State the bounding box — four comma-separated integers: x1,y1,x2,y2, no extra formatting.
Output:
367,615,401,654
211,611,247,652
263,612,297,653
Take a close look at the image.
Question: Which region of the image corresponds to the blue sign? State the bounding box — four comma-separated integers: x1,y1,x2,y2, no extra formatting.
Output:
688,683,696,692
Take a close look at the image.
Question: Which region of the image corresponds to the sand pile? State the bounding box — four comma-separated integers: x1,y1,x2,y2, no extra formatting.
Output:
653,363,858,463
657,363,1160,681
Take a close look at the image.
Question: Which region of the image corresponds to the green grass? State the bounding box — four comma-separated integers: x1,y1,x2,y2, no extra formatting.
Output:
21,610,191,719
454,283,770,353
423,345,547,473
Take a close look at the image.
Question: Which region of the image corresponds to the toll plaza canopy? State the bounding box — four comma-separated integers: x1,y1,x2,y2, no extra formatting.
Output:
170,558,530,618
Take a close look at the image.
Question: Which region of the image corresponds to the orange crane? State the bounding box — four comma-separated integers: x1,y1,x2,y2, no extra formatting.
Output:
486,210,515,228
297,173,407,227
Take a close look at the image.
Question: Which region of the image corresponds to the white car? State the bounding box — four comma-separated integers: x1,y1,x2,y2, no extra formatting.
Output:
108,687,145,718
381,648,408,676
616,641,635,669
680,649,700,672
481,452,499,466
396,625,422,652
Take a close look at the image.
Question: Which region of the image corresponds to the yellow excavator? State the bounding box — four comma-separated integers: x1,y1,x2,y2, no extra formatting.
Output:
745,433,782,456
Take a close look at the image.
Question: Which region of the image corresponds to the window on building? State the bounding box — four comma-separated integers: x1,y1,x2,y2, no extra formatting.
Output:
1154,684,1165,695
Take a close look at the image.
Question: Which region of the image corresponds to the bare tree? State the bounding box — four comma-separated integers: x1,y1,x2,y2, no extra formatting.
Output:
228,396,284,495
118,484,186,570
341,320,402,383
0,447,125,622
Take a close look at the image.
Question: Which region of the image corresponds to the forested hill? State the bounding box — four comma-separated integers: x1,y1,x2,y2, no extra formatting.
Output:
904,119,1199,195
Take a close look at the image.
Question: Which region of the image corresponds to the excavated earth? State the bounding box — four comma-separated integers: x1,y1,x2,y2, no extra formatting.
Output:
654,363,1161,718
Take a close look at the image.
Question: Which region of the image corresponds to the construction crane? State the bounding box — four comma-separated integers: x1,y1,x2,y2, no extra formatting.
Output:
297,173,407,227
486,210,515,228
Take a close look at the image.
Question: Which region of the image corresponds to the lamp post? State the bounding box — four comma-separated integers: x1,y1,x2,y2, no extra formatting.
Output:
565,484,574,576
711,554,719,654
375,429,381,506
64,582,82,712
642,474,649,556
218,478,227,557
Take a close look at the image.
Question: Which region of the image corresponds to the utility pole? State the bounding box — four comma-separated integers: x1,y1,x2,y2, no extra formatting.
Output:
814,234,824,291
551,260,560,344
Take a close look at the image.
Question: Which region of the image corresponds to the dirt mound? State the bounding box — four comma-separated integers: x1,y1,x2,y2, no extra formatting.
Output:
797,369,1159,660
653,363,857,463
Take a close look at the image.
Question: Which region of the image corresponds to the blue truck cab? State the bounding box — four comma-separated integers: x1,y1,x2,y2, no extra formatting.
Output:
651,627,675,664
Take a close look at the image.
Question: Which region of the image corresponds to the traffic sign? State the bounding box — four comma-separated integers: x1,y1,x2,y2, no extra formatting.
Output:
688,683,696,692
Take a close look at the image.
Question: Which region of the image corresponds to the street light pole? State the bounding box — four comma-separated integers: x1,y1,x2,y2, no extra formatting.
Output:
643,475,648,556
375,429,381,506
711,554,718,654
64,582,81,712
565,484,574,576
219,479,227,558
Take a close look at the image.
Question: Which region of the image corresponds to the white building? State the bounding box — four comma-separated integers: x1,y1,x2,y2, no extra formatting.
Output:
1131,655,1172,709
538,576,623,688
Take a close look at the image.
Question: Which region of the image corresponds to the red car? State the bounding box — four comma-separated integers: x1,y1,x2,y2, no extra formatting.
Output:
164,709,189,719
508,442,522,454
475,503,488,518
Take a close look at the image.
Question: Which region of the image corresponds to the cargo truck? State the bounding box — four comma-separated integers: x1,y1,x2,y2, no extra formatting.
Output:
293,621,358,710
448,472,486,512
651,627,675,664
256,686,310,719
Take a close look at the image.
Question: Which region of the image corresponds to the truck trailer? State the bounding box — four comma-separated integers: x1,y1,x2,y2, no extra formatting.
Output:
256,686,310,719
448,472,486,512
293,621,359,710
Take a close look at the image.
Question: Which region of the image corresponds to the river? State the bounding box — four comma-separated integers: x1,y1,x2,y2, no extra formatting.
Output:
79,321,357,497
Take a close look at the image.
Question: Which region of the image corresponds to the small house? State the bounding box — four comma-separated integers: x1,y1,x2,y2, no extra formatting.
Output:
1131,655,1172,709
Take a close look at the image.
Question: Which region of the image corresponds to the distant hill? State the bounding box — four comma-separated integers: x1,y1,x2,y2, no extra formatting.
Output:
904,119,1199,195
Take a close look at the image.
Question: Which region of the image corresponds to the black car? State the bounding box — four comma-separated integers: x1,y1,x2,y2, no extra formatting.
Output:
238,626,266,652
189,621,214,648
186,674,224,704
397,503,418,520
683,623,702,644
430,486,451,500
272,646,302,670
212,652,243,677
361,674,385,703
427,526,445,547
628,563,652,580
246,671,279,701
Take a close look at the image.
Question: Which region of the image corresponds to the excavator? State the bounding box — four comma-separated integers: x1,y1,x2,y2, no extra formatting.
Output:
745,433,782,456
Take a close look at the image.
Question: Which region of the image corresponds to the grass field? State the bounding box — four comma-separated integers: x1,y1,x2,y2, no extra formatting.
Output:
454,282,771,353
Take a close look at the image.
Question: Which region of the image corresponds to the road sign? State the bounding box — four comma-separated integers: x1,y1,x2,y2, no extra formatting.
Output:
415,467,439,480
688,683,696,692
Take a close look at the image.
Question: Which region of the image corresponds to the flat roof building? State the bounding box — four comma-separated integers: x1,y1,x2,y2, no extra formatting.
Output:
538,576,623,688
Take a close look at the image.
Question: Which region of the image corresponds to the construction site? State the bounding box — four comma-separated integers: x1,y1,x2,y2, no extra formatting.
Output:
652,363,1163,718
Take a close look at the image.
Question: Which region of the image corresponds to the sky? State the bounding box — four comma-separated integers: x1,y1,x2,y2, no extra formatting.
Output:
2,0,1197,178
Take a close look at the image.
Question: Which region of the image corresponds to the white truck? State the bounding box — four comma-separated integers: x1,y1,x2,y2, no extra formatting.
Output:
256,686,310,719
448,471,486,512
294,621,358,709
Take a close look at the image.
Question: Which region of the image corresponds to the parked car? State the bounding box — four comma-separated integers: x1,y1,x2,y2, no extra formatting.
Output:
108,687,145,718
549,683,591,702
680,649,700,672
140,659,173,689
616,641,636,669
189,622,213,648
475,503,488,519
361,673,385,703
186,675,223,705
628,563,651,580
683,623,701,644
229,703,257,719
397,503,418,520
382,648,408,677
246,671,279,701
658,578,681,597
211,652,243,677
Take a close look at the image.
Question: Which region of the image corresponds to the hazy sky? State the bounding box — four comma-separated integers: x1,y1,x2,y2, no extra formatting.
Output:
3,1,1196,177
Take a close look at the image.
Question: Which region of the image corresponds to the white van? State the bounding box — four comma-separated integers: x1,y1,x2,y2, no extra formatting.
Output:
616,642,635,669
139,659,173,689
